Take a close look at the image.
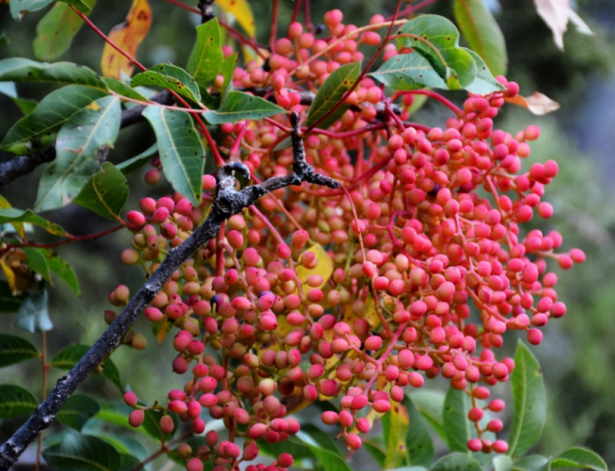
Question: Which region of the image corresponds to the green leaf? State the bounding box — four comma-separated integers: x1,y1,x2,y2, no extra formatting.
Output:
410,390,446,442
118,454,141,471
203,90,284,124
0,58,105,89
397,15,477,89
43,433,120,471
33,0,97,61
57,394,100,431
0,33,9,47
294,426,352,471
306,61,361,130
0,281,26,312
10,0,54,20
202,51,237,110
0,208,68,236
0,384,38,418
142,408,176,442
22,247,80,295
142,106,205,206
58,0,93,14
383,401,410,468
15,288,52,333
74,162,128,220
84,432,149,464
95,403,159,439
404,395,434,467
132,64,201,103
35,95,122,212
117,143,157,174
362,440,386,467
0,334,40,367
464,49,506,94
551,448,607,471
513,455,551,471
0,85,107,154
453,0,507,76
102,77,148,101
371,52,447,90
494,455,515,471
187,18,224,88
507,341,546,459
50,344,122,392
431,453,482,471
443,386,473,453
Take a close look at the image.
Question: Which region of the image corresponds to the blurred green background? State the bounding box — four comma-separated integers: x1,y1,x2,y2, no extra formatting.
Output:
1,0,615,468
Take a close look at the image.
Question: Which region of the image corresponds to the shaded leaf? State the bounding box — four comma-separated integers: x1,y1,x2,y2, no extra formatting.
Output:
0,334,40,367
74,162,128,220
432,453,482,471
505,92,560,116
102,77,148,101
453,0,507,76
142,408,176,442
142,106,205,206
294,425,352,471
362,440,386,467
464,49,506,94
95,403,160,439
0,208,68,236
371,52,447,90
43,432,120,471
513,455,552,471
117,143,157,174
404,395,434,467
23,247,80,295
507,341,547,459
216,0,255,38
409,390,446,441
57,394,100,431
187,18,223,88
203,90,284,124
33,0,97,61
0,85,107,155
306,61,361,129
35,95,122,211
551,448,607,471
0,33,9,47
443,386,473,453
50,344,122,391
0,58,105,89
0,281,26,312
133,64,201,103
10,0,54,20
101,0,151,79
0,384,38,418
15,288,52,333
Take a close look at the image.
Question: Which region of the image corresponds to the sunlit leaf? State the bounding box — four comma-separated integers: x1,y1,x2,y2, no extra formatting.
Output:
551,447,607,471
295,244,333,295
216,0,255,38
187,18,223,88
74,162,128,220
371,52,447,90
0,384,38,418
203,90,284,124
132,64,201,103
101,0,152,79
464,49,506,95
0,334,40,367
102,77,148,101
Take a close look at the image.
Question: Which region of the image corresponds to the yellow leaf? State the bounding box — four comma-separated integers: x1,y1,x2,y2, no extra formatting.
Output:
341,292,381,330
505,92,560,115
101,0,152,79
384,401,410,469
0,259,16,294
216,0,255,38
295,244,333,295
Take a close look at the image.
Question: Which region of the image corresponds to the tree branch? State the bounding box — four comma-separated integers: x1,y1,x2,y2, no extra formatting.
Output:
0,91,173,193
0,112,337,471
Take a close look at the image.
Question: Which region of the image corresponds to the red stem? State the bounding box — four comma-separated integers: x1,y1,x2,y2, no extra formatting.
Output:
388,0,440,20
5,224,126,252
394,90,464,116
286,0,303,37
270,0,279,49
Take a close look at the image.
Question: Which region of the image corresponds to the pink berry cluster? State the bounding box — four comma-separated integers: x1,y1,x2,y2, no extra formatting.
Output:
108,8,585,470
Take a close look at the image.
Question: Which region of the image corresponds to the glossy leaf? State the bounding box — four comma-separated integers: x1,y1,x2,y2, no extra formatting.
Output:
15,288,52,333
101,77,148,101
432,453,482,471
551,447,607,471
0,281,26,312
295,425,352,471
464,49,506,94
0,384,38,418
84,433,149,464
35,95,122,211
117,143,157,174
513,455,552,471
494,455,515,471
43,433,120,471
306,61,361,129
443,386,473,453
507,341,547,458
57,394,100,431
409,390,447,441
33,0,97,61
382,401,410,468
404,395,434,467
0,85,107,155
22,247,80,294
10,0,54,20
50,344,123,391
203,90,284,124
0,334,40,367
216,0,255,38
453,0,507,76
74,162,128,220
101,0,152,79
187,18,223,88
371,52,447,90
0,208,68,236
133,64,201,103
0,58,105,89
362,440,386,467
142,106,205,206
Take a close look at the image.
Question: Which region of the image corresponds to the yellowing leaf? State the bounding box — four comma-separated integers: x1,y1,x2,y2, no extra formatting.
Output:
295,244,333,295
1,250,35,295
382,401,410,469
0,259,16,294
101,0,152,79
505,92,560,115
341,292,381,330
216,0,255,38
0,195,23,237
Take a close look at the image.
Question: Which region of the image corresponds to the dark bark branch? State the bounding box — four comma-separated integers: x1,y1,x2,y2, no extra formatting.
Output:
0,112,337,470
197,0,215,23
0,91,173,193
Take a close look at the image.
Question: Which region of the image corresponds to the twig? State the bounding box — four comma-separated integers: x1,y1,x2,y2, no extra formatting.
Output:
0,112,338,470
